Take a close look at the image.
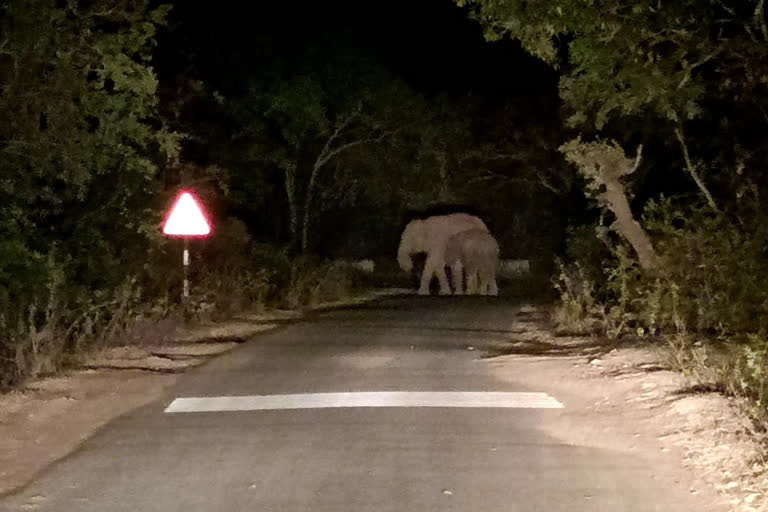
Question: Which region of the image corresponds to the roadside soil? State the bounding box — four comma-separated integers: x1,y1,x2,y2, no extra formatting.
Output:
483,305,767,512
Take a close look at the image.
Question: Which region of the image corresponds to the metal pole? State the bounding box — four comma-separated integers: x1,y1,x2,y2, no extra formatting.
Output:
183,238,189,301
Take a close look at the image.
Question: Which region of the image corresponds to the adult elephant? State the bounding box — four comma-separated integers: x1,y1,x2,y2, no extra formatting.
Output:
444,228,500,296
397,213,488,295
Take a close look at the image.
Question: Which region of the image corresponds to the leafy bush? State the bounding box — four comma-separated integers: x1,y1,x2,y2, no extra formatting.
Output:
0,267,168,389
281,257,358,309
0,211,373,390
189,218,279,320
551,259,600,334
556,198,768,420
664,332,767,422
564,224,612,293
732,334,768,413
642,197,768,335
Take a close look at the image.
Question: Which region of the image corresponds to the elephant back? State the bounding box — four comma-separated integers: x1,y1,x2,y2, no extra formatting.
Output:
421,213,488,246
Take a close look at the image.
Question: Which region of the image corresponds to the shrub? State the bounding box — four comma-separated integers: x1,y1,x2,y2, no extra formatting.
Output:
731,333,768,415
557,198,768,421
551,259,601,334
281,256,358,309
643,197,768,335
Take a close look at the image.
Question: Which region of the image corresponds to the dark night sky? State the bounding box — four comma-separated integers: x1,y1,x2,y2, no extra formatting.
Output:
157,0,558,101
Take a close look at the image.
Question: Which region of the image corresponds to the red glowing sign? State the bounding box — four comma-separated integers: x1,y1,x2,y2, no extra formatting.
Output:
162,191,211,237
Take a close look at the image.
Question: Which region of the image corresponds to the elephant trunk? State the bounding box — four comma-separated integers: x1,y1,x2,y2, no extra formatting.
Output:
397,240,413,272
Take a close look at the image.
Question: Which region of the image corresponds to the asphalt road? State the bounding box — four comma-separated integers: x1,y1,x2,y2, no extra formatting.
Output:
1,297,720,511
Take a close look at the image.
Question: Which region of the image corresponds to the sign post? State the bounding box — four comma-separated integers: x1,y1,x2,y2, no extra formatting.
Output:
162,190,212,302
183,238,190,299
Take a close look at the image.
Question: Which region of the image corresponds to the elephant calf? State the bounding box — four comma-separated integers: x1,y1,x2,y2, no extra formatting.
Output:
445,228,500,296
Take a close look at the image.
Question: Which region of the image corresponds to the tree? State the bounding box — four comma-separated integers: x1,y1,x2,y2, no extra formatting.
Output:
0,0,180,384
414,96,478,202
460,97,571,197
561,138,657,270
230,55,417,252
0,0,180,275
455,0,768,210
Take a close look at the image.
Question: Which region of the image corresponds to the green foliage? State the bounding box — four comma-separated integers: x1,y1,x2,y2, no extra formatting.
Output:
562,199,768,337
0,0,180,388
189,219,277,320
281,257,359,310
227,53,421,251
560,137,639,198
664,332,767,419
564,224,611,288
458,0,768,130
0,213,370,388
552,259,600,334
459,0,768,422
642,197,768,334
556,197,768,412
0,0,179,300
0,0,178,234
733,334,768,412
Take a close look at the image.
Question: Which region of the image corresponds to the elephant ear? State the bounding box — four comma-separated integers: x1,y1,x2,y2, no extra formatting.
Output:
398,219,420,271
406,219,425,251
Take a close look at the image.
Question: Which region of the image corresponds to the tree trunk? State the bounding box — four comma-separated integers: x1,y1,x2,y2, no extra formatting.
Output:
602,180,658,270
300,164,319,253
562,139,658,270
283,164,299,248
437,151,451,201
674,125,718,211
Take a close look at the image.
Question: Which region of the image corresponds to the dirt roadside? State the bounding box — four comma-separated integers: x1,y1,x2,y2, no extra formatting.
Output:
0,289,410,497
483,305,767,512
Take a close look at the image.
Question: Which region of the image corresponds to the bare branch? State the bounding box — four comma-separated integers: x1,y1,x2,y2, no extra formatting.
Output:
677,49,721,89
744,22,758,42
314,129,393,172
674,126,719,210
302,120,394,251
468,167,561,194
758,104,768,124
314,104,363,171
631,144,643,174
716,0,737,16
481,150,532,161
536,173,562,194
757,0,768,40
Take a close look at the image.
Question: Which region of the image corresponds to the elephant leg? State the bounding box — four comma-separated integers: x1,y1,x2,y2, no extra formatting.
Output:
478,265,498,296
419,254,451,295
433,255,452,295
466,270,478,295
488,276,499,296
451,260,464,295
417,265,431,295
478,276,488,296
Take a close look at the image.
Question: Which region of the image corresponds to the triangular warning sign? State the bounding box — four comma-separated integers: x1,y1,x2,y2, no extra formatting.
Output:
162,191,211,236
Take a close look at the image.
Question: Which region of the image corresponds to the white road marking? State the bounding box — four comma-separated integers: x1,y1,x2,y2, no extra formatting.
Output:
164,391,564,413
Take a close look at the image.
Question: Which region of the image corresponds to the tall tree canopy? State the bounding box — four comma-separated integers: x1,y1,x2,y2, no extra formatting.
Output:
0,0,178,307
456,0,768,208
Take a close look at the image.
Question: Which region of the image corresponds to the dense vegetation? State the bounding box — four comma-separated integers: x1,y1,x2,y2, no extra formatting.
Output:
0,0,568,387
458,0,768,417
0,0,765,422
